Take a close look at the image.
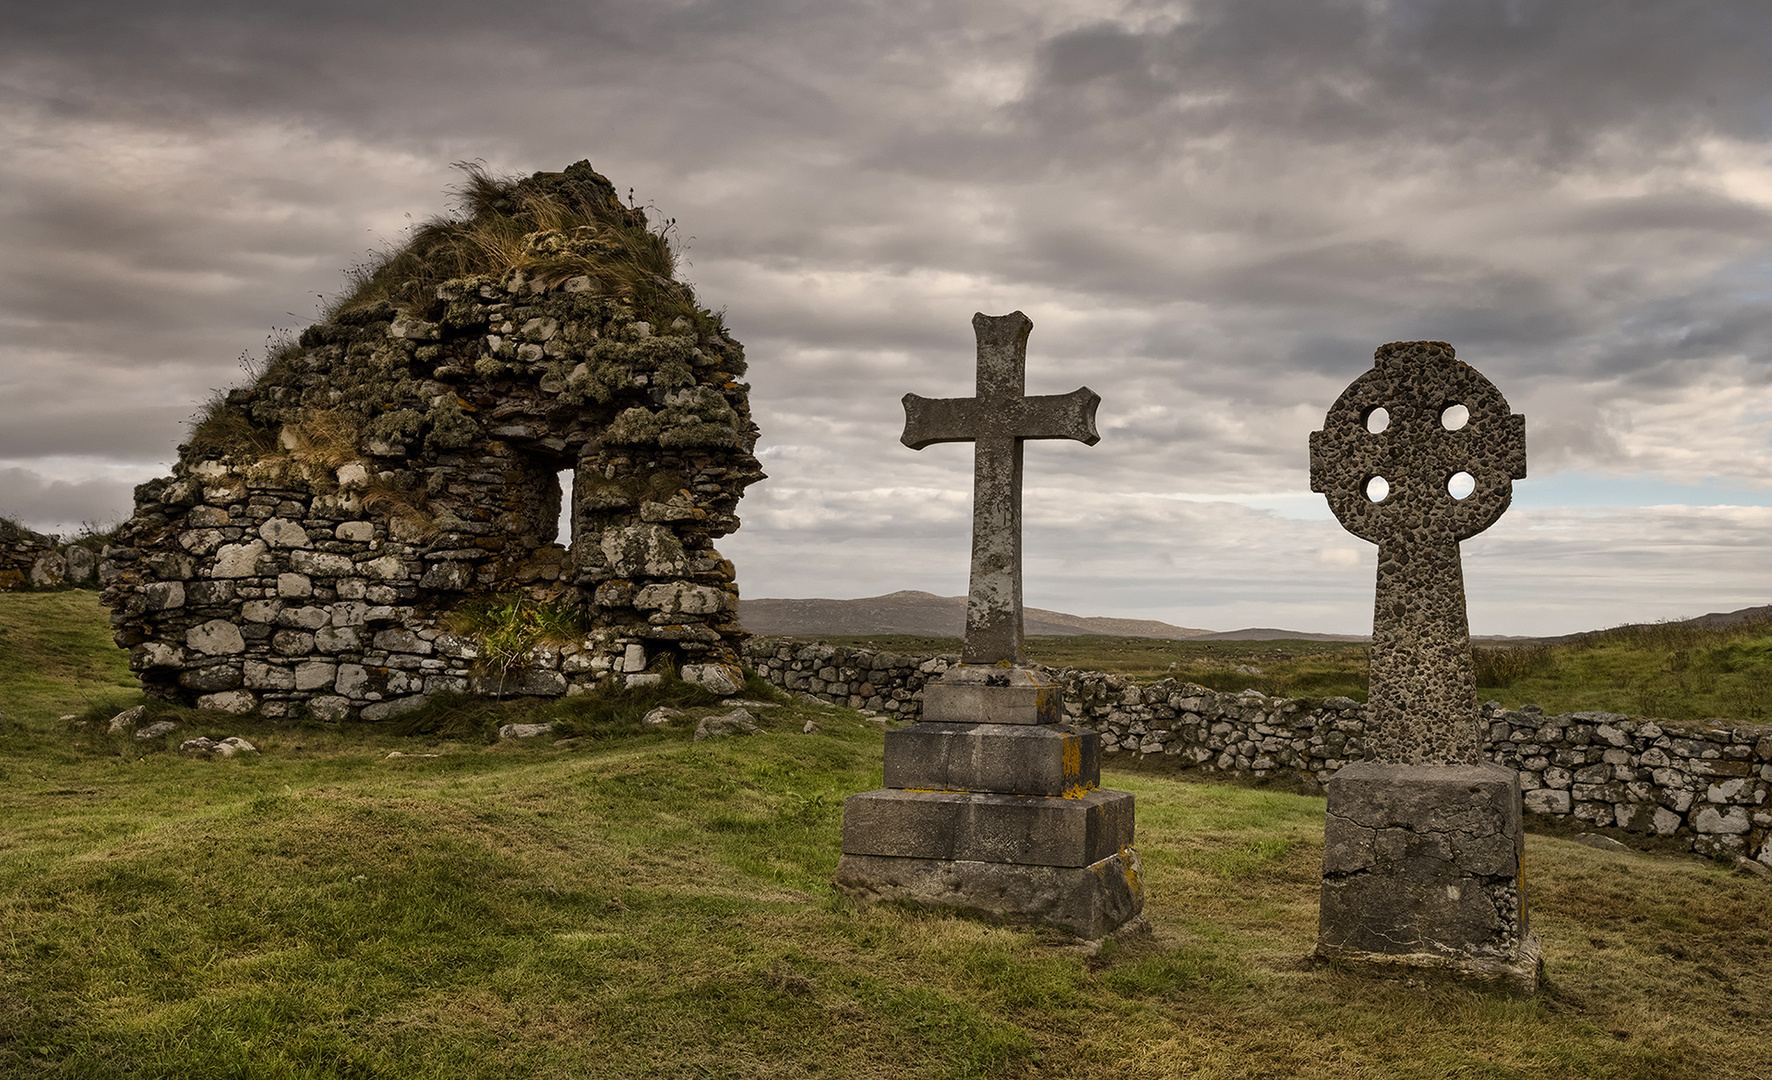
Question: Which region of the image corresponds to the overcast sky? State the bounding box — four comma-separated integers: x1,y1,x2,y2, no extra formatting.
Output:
4,0,1772,636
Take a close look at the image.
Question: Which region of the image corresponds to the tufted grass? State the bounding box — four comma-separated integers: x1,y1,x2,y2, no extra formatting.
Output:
2,594,1770,1077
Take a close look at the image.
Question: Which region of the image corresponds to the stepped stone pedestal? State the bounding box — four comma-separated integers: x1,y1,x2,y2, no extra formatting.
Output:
835,311,1140,939
835,667,1143,939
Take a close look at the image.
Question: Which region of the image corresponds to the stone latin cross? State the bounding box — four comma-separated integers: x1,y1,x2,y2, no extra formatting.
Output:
1309,341,1526,765
902,312,1100,667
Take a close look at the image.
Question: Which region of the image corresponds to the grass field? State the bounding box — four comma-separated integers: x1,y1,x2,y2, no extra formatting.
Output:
2,593,1769,1078
824,617,1772,723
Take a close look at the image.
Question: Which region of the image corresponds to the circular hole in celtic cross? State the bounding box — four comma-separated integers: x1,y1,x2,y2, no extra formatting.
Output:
1448,471,1476,500
1364,407,1390,434
1441,403,1470,431
1365,476,1390,502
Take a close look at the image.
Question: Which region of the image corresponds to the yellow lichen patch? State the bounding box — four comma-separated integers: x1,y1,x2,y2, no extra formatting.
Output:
1061,783,1098,800
1061,734,1082,780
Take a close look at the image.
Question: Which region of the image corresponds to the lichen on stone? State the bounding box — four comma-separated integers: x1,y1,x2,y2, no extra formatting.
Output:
102,161,766,720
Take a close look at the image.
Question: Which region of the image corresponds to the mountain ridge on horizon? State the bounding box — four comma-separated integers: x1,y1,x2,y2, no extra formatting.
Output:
738,589,1368,642
738,591,1772,643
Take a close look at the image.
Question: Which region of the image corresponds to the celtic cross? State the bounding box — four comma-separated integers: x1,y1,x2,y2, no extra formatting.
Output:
1310,341,1526,765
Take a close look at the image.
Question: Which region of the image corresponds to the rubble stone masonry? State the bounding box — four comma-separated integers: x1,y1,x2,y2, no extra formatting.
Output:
744,638,1772,865
102,163,763,720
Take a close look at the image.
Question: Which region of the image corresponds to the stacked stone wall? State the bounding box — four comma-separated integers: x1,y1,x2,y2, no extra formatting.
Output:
102,162,763,719
0,518,98,590
742,638,1772,864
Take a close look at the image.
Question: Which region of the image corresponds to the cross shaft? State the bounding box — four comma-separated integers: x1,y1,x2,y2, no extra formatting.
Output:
901,312,1100,666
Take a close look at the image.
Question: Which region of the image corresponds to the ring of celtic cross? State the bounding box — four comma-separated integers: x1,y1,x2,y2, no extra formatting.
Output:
1310,341,1525,545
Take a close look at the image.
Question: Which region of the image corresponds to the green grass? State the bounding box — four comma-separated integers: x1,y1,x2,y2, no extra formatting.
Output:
823,618,1772,722
3,594,1770,1077
816,635,1374,701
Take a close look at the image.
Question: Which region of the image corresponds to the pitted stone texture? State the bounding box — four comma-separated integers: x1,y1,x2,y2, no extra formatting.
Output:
1318,762,1541,994
841,788,1133,868
883,721,1099,796
921,665,1062,726
900,312,1099,666
1310,341,1526,766
97,162,764,719
834,849,1144,940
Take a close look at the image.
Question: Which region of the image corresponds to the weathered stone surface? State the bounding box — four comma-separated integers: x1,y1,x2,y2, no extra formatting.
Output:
884,721,1099,797
900,312,1099,667
838,311,1137,939
108,704,148,734
98,162,764,720
921,665,1061,726
833,849,1144,940
135,719,180,740
694,707,761,741
601,523,689,577
259,518,311,548
1319,763,1538,994
498,721,557,739
179,735,258,757
842,788,1133,868
1311,344,1538,993
197,690,258,715
1310,342,1526,765
679,662,744,696
634,581,729,615
186,620,246,656
211,540,269,578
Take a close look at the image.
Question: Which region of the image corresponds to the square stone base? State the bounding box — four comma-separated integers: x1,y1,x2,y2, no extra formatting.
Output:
1317,761,1542,994
834,849,1144,939
842,788,1134,867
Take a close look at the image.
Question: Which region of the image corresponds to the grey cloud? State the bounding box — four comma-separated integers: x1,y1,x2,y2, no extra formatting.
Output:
1018,1,1772,159
0,467,141,535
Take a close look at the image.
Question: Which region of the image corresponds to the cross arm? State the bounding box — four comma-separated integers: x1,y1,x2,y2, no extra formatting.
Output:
901,387,1102,450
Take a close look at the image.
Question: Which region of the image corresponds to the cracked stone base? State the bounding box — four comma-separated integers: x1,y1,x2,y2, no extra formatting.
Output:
1317,761,1541,994
833,849,1145,940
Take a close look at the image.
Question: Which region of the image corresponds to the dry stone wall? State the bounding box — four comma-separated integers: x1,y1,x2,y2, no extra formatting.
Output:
743,638,1772,865
0,518,98,590
102,162,763,720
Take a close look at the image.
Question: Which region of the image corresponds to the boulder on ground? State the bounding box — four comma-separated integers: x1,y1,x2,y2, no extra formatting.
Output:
694,707,761,742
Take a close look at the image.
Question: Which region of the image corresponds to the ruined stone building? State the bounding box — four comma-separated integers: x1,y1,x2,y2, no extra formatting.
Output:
101,162,764,719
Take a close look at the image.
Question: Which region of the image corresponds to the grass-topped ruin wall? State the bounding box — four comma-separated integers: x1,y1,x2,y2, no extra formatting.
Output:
101,162,764,720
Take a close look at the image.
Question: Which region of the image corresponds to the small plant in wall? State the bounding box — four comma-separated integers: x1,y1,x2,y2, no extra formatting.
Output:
448,593,587,686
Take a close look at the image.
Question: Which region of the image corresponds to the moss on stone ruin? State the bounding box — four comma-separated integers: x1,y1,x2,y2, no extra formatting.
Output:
102,161,764,720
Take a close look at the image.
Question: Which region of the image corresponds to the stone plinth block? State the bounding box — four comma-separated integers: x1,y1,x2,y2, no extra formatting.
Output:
842,788,1132,868
884,721,1100,796
1317,761,1541,993
834,848,1143,940
921,665,1060,726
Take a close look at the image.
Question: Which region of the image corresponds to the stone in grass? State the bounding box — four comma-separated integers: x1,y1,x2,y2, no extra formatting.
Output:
1574,833,1632,854
179,736,259,758
641,707,680,729
498,721,557,740
694,708,760,742
680,662,744,697
135,720,180,741
109,704,149,735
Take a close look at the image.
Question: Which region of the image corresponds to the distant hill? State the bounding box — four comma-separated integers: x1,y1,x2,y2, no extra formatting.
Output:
1192,627,1369,642
736,591,1344,641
